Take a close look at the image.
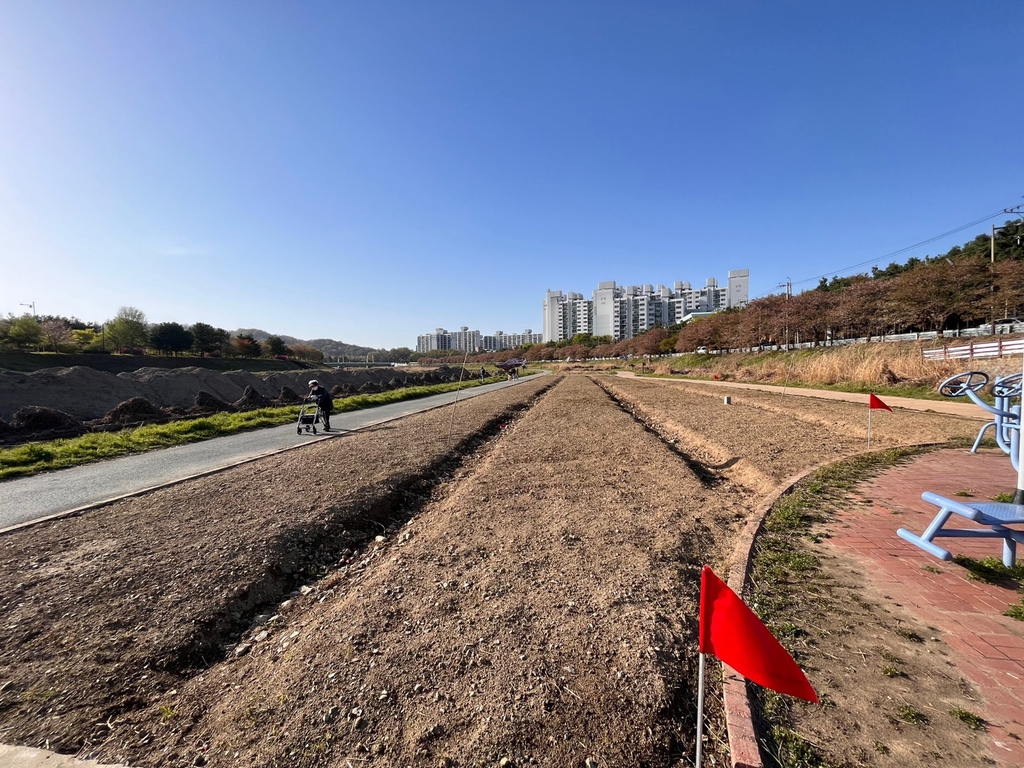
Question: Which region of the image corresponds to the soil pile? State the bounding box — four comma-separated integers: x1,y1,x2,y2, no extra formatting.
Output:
9,406,86,438
0,365,452,422
98,398,166,425
192,391,236,414
232,386,273,411
275,386,302,405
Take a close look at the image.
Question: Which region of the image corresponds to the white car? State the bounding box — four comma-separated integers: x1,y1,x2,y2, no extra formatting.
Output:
696,346,709,354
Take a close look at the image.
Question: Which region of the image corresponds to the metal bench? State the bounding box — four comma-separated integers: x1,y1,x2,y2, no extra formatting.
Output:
897,491,1024,567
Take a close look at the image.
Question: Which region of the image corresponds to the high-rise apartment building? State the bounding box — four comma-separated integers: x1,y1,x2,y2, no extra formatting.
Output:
416,327,542,354
542,270,749,343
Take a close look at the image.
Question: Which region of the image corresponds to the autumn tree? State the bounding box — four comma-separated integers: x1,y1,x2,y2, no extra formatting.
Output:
632,327,670,356
232,334,262,358
290,344,323,363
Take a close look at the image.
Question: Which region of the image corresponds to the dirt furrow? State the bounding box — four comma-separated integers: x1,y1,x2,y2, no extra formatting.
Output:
637,378,981,449
602,376,886,490
91,375,739,768
0,376,556,754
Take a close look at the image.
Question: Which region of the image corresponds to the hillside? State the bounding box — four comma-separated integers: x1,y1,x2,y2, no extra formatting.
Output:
234,329,377,358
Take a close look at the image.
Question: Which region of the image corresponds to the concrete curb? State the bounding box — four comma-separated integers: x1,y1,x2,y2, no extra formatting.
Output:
719,444,942,767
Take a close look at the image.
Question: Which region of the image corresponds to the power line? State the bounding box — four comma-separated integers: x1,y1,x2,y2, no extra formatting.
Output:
792,202,1024,287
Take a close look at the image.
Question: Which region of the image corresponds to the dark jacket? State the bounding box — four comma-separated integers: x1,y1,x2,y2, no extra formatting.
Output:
309,385,332,409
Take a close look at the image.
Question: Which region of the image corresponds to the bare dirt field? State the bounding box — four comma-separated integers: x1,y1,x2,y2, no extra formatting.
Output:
0,374,988,767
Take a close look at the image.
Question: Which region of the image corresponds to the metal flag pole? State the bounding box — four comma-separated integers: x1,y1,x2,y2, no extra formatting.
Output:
445,347,472,445
695,651,706,768
867,404,873,449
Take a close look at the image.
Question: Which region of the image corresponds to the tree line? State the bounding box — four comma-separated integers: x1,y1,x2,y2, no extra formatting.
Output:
0,307,425,363
0,307,320,362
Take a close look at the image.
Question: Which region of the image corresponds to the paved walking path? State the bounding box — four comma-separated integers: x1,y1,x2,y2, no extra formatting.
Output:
829,448,1024,767
0,374,544,532
616,373,990,420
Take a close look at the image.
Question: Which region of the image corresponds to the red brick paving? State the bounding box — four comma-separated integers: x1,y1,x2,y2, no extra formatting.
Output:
825,448,1024,766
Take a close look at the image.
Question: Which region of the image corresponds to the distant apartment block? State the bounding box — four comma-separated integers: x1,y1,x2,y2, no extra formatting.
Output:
416,326,542,354
543,270,749,343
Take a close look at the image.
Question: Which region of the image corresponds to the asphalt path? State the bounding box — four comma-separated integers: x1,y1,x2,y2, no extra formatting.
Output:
0,374,545,532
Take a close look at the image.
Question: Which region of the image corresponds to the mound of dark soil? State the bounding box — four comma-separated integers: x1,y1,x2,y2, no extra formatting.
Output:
10,406,86,435
100,397,165,425
358,382,381,394
275,386,302,405
191,390,236,414
332,383,356,397
232,386,273,411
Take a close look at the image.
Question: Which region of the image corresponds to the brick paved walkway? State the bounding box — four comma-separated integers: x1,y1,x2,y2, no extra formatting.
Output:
826,448,1024,766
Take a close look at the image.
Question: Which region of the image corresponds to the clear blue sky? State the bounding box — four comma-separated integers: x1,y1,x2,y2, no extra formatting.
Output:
1,1,1022,349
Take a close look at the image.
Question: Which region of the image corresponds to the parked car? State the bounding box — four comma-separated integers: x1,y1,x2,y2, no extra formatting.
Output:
696,346,709,354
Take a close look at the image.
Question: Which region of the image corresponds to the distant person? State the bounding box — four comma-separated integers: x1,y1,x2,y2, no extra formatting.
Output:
307,379,333,431
480,366,487,380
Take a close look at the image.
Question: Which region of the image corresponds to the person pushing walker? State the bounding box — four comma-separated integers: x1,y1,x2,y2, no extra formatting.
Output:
307,379,333,431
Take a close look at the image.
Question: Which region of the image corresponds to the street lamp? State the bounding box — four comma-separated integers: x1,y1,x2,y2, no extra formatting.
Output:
19,301,36,318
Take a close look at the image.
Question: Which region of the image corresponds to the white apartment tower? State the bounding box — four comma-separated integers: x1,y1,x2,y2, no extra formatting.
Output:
542,270,749,343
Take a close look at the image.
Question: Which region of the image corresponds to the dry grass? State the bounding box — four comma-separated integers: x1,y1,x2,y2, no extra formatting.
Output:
653,342,1024,393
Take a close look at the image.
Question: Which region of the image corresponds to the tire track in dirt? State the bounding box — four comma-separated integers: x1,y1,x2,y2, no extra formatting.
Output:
0,377,558,755
94,375,738,768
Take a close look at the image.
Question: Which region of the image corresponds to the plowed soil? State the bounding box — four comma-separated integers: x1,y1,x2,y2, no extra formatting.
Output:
0,374,984,767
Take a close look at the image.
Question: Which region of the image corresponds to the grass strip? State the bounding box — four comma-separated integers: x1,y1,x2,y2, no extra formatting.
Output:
748,446,933,768
0,378,493,481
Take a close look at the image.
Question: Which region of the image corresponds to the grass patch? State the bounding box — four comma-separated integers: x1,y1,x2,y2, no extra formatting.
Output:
951,555,1024,584
0,378,494,481
896,704,928,724
895,626,925,643
949,707,987,731
992,491,1015,502
769,726,834,768
1005,603,1024,621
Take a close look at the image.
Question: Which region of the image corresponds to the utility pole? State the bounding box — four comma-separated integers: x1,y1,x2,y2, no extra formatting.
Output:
19,301,36,318
777,280,792,350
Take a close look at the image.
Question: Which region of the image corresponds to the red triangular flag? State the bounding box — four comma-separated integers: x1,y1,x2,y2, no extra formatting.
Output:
868,393,892,412
699,565,818,703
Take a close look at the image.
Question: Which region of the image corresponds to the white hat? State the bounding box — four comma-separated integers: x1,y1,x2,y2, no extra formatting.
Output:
308,379,318,387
